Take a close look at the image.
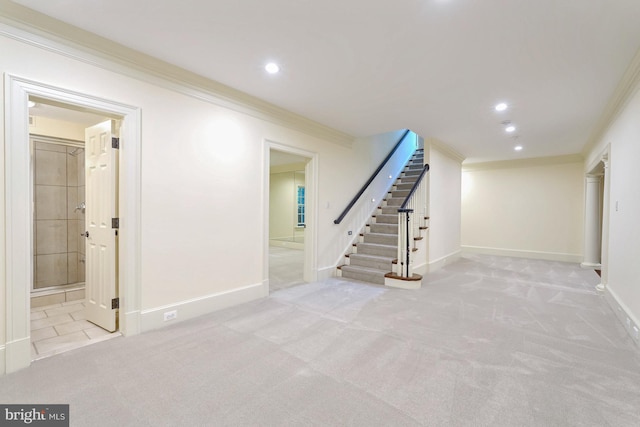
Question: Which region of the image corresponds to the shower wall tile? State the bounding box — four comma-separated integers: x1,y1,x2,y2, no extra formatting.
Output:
67,186,79,220
35,150,67,186
35,220,67,255
78,186,86,209
67,220,78,252
77,255,86,282
35,254,67,289
33,142,87,292
68,252,78,284
31,293,66,308
35,186,67,220
67,148,78,186
78,154,85,186
66,288,85,301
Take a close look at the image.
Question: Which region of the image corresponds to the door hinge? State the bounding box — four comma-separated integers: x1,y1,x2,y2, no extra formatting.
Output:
112,298,120,309
112,137,120,149
112,218,120,229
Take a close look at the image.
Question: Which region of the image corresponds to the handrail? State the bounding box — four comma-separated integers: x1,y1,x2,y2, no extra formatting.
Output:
334,129,411,224
396,162,430,278
399,164,430,209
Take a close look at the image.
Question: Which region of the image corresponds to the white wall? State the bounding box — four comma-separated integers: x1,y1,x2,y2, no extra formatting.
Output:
427,142,463,270
29,116,86,140
586,83,640,338
461,157,584,262
270,166,305,241
0,24,407,361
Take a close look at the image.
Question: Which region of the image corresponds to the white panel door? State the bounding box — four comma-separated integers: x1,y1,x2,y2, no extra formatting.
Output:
84,120,119,332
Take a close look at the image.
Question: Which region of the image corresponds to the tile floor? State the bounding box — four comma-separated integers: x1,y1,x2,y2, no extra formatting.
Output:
31,299,121,360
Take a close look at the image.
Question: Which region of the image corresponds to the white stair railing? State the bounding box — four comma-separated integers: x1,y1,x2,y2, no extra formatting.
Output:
396,164,429,278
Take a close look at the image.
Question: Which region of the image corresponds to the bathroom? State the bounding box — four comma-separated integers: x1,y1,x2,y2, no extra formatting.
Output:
29,100,106,307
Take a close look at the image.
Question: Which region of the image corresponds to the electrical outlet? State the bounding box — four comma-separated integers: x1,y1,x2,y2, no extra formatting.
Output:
164,310,177,321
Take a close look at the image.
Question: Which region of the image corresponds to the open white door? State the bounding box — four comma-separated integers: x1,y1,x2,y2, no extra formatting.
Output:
84,120,119,332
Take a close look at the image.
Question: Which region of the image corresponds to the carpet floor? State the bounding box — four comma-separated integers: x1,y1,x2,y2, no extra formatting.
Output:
1,254,639,426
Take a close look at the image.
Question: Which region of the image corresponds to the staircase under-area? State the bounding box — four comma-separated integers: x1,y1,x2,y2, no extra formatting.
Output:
338,149,425,285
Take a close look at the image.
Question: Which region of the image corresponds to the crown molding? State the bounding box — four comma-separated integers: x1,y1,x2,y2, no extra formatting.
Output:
427,138,466,163
462,154,584,172
582,45,640,157
0,1,354,147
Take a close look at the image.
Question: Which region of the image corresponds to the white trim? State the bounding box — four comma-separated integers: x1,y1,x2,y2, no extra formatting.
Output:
580,262,602,269
140,282,267,332
462,245,582,263
269,240,304,250
428,250,462,272
463,154,584,170
582,47,640,157
3,74,142,374
603,285,640,347
385,276,422,290
0,345,5,376
317,265,336,281
428,138,465,163
0,14,353,147
4,337,30,373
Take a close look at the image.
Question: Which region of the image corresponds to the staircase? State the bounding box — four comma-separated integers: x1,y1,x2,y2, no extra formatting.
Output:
338,149,424,285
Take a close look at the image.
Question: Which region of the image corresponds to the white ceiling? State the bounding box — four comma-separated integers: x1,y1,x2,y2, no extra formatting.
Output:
12,0,640,163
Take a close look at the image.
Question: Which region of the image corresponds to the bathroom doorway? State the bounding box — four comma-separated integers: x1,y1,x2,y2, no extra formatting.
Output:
28,100,120,359
5,75,142,374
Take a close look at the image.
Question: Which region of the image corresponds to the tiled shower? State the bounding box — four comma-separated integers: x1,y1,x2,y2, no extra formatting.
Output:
32,137,86,304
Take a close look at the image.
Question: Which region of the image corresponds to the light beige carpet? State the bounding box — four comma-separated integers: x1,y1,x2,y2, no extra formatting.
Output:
1,254,639,426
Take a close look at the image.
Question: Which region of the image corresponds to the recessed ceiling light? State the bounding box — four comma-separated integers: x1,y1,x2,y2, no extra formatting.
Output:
505,125,516,133
265,62,280,74
514,145,523,151
495,103,508,112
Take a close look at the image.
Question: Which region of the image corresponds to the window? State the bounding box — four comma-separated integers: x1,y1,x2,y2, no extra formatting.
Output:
297,185,305,227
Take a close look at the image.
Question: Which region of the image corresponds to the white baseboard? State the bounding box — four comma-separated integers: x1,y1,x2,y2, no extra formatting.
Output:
317,265,336,281
120,310,141,336
140,282,267,332
462,245,582,263
4,337,31,375
428,250,462,272
0,345,5,376
413,262,428,276
269,240,304,250
603,284,640,347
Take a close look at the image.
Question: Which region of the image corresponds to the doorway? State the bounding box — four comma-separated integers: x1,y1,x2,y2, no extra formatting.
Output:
264,141,318,293
582,146,610,291
4,75,142,374
269,150,308,290
28,102,121,359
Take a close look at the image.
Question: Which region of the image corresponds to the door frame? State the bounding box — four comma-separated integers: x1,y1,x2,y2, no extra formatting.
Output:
4,74,142,374
263,140,318,290
584,144,611,291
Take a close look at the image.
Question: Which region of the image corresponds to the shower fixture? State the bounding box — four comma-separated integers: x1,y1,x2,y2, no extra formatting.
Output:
75,201,86,213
